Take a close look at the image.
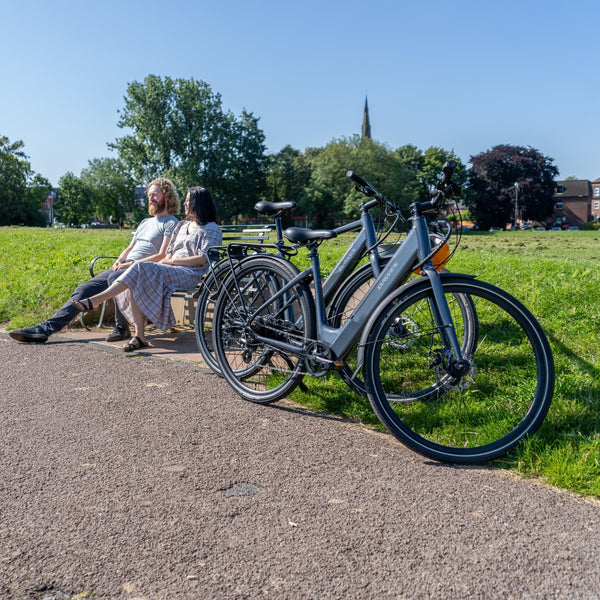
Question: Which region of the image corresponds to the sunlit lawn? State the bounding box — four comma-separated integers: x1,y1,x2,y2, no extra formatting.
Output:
2,227,600,497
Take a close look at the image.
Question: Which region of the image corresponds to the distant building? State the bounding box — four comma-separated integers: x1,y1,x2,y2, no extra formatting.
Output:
552,179,600,227
593,178,600,219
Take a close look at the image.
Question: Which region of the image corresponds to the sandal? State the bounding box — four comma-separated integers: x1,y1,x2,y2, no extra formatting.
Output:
122,336,149,352
71,298,95,312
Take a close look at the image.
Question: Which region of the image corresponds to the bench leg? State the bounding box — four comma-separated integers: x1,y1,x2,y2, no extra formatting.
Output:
97,301,108,328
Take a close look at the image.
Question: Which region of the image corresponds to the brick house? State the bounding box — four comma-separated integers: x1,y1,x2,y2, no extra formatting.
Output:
551,179,600,227
593,178,600,220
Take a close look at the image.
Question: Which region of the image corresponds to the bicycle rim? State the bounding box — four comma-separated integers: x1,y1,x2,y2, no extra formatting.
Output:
364,277,554,464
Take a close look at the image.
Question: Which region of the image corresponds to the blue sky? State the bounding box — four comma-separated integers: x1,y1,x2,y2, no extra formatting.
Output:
2,0,599,186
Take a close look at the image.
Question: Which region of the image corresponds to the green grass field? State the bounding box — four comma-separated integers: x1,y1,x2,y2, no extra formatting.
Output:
2,226,600,497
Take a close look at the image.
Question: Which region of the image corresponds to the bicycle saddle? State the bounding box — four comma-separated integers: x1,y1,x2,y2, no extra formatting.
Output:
284,227,338,243
254,201,298,216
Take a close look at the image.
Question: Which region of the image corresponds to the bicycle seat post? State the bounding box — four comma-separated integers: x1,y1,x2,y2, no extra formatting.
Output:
274,212,285,249
305,240,329,329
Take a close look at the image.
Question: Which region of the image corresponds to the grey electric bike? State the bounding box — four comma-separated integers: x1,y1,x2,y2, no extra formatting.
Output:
211,163,554,463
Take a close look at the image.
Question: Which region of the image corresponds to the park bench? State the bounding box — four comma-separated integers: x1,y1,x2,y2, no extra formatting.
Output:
169,225,271,323
82,224,272,328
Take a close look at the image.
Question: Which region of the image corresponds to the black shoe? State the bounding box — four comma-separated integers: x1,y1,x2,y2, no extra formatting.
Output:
105,325,131,342
9,325,49,343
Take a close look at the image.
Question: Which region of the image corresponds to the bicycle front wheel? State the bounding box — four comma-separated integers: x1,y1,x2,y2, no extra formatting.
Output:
213,256,315,403
363,276,554,464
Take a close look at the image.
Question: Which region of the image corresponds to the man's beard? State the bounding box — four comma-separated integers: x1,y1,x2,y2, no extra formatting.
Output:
148,199,166,215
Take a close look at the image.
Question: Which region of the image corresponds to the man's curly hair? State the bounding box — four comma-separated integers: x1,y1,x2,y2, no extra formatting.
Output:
147,178,179,215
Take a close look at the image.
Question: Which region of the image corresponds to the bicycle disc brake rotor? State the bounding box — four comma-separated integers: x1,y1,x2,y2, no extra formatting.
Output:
434,356,476,391
385,315,418,350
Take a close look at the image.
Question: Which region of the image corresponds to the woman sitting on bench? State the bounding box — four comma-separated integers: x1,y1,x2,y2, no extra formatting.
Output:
72,186,222,351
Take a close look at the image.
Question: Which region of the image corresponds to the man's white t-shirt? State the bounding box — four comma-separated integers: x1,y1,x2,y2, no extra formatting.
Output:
128,215,179,261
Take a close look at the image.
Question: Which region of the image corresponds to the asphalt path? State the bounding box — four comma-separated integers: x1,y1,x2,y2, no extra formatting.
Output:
1,331,600,599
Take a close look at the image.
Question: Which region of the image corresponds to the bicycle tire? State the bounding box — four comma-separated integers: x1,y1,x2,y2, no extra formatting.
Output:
363,275,554,464
194,258,231,376
213,256,315,403
328,263,479,396
195,253,275,376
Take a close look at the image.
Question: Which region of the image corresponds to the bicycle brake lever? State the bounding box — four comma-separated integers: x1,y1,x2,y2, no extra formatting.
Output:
443,181,462,198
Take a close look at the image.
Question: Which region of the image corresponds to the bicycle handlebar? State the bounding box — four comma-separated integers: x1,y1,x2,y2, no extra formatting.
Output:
347,170,379,198
347,170,369,188
346,171,391,206
347,161,460,216
414,160,461,213
346,171,404,226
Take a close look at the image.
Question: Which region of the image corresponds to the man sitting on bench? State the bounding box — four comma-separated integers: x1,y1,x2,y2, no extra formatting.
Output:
9,178,180,344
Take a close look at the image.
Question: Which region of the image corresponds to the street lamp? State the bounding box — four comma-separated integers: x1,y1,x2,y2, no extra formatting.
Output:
514,182,519,230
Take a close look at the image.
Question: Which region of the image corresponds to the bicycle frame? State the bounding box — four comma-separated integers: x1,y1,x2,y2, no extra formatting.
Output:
220,198,389,310
232,204,465,373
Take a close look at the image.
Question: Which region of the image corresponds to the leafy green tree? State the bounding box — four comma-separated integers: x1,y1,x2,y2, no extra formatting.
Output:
467,145,558,230
216,110,268,221
394,144,424,175
56,172,94,226
300,136,420,228
111,75,267,221
265,145,312,225
80,157,136,225
26,174,53,226
0,136,46,226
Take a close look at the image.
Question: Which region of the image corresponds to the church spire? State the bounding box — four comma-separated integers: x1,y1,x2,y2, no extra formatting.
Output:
361,96,371,139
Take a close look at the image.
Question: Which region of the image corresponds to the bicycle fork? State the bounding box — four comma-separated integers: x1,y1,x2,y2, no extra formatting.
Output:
422,266,471,380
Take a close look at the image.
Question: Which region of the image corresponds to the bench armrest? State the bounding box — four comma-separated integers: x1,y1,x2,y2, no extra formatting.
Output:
89,256,118,278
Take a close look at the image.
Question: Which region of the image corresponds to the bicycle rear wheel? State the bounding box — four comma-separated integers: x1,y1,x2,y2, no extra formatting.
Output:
194,259,231,376
363,276,554,464
213,256,315,403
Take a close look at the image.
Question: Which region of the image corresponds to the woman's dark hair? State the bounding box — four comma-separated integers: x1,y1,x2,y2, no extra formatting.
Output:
187,186,218,224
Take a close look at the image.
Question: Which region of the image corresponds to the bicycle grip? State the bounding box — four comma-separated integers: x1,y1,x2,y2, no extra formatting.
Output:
441,161,457,185
347,171,369,187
